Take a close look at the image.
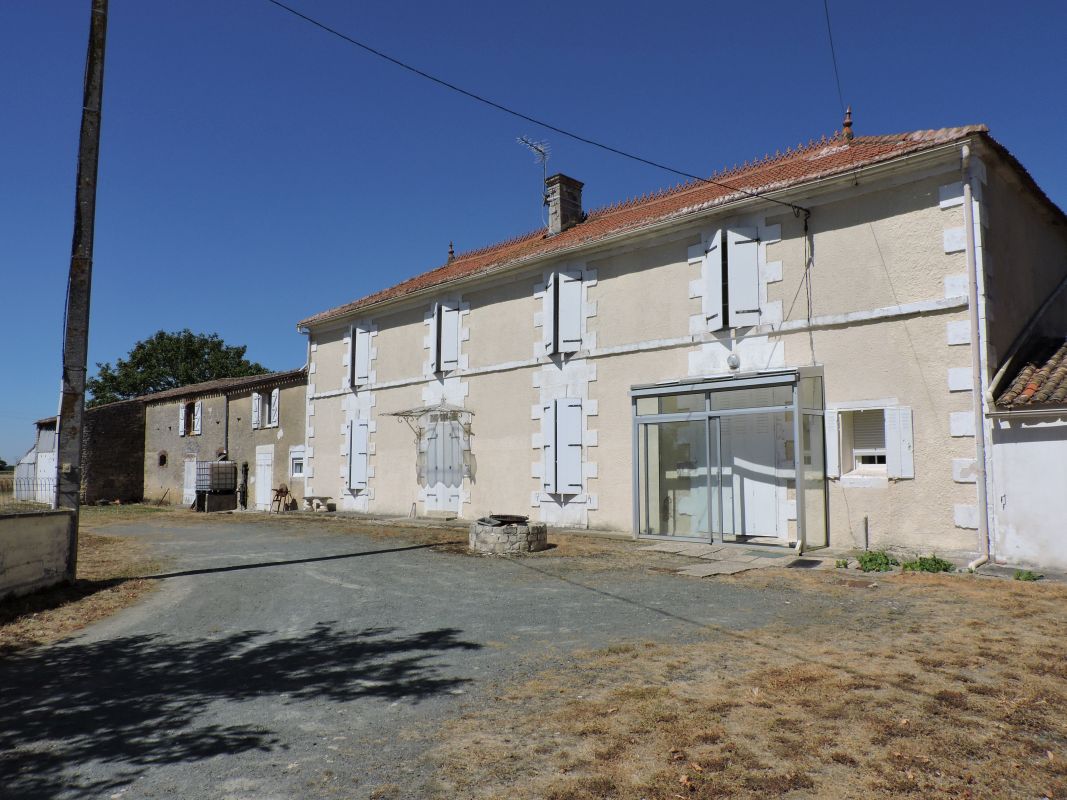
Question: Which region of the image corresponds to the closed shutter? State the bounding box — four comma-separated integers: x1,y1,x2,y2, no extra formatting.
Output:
430,303,441,372
193,401,202,435
445,420,463,488
886,407,915,479
251,392,261,429
824,410,840,478
727,226,760,327
690,230,724,331
269,388,280,427
348,419,369,490
541,401,556,494
353,325,371,387
555,398,583,494
557,270,583,353
542,272,556,354
440,303,460,371
178,404,186,437
425,422,441,487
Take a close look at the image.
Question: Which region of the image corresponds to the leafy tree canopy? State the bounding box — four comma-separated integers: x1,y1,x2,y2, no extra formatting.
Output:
87,329,268,406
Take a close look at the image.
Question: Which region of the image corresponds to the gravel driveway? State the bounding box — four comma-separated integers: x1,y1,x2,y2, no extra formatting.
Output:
0,517,835,799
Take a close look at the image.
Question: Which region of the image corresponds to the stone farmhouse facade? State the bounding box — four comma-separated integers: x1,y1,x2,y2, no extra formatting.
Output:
142,369,307,510
297,125,1067,561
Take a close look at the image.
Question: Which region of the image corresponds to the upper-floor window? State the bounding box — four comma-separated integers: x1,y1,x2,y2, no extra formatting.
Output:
178,400,202,437
429,302,460,374
688,225,760,330
543,270,583,355
251,388,280,429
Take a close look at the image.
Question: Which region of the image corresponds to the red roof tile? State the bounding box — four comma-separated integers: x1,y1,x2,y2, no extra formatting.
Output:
997,339,1067,408
299,126,991,327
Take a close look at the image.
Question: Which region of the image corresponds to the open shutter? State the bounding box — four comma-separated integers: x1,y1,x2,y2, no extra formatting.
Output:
824,410,840,478
178,404,186,437
542,272,556,354
885,407,914,479
727,226,760,327
557,270,583,353
699,230,724,331
269,388,280,427
541,401,556,494
251,392,261,429
348,419,369,490
440,303,460,371
193,401,202,435
556,398,583,494
353,325,371,387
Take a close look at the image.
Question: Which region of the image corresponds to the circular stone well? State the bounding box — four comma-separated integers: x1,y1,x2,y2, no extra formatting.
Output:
469,516,548,555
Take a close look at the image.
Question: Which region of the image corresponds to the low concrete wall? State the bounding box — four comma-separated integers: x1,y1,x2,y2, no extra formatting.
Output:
0,511,73,599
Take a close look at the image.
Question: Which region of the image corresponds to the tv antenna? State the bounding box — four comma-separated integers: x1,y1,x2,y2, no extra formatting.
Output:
518,136,550,225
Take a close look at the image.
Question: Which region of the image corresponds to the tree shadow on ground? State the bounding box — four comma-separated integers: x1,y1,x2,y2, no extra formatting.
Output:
0,623,480,799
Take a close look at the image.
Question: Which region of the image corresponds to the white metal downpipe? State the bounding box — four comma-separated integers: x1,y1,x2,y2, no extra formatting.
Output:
961,144,991,571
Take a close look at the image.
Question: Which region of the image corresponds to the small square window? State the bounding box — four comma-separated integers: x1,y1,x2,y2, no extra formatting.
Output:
290,457,304,477
843,409,886,473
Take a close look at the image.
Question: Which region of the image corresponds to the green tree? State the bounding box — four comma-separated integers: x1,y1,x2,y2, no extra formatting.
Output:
87,330,268,406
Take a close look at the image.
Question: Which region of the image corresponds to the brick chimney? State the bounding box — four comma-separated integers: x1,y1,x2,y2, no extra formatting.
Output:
545,173,584,235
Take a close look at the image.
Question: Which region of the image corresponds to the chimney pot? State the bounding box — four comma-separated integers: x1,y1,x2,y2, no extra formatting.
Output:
843,105,854,141
544,173,584,236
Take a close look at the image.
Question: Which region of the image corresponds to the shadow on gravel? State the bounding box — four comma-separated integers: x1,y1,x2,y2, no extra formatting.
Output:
0,623,480,799
140,540,462,581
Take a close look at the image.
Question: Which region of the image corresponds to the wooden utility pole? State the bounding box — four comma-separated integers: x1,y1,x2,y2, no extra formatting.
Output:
56,0,108,581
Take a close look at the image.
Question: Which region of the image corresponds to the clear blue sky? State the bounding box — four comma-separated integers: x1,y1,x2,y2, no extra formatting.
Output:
1,0,1065,463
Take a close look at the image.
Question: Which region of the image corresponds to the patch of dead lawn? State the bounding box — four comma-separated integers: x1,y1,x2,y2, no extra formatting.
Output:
430,569,1067,799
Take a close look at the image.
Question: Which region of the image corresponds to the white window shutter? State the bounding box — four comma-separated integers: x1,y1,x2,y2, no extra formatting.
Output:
824,410,840,478
556,398,583,494
440,303,460,371
542,272,556,354
269,388,280,427
557,270,583,353
541,401,556,494
349,419,369,490
702,230,724,331
727,226,760,327
178,404,186,437
430,303,442,372
353,325,371,386
883,409,900,480
251,392,261,429
886,407,914,479
193,401,203,435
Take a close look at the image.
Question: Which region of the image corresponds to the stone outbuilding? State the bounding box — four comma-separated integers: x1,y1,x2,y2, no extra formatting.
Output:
142,369,307,510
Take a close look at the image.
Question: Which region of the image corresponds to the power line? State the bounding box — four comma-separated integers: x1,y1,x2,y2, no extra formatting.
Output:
822,0,846,115
264,0,808,216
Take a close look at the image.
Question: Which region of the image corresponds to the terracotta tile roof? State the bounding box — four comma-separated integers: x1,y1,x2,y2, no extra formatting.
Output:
997,339,1067,408
139,367,307,405
299,125,992,327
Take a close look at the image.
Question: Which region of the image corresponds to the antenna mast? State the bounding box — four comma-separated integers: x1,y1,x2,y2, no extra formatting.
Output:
517,136,550,224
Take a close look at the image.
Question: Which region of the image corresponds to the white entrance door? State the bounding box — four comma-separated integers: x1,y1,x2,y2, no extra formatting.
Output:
255,445,274,511
183,458,197,507
422,419,463,513
719,413,785,541
35,452,57,505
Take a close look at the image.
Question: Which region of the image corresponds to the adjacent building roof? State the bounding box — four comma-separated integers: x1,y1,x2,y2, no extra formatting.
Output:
996,339,1067,408
138,368,307,405
299,125,999,327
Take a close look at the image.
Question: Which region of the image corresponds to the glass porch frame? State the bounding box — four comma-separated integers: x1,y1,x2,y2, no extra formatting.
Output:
630,367,827,553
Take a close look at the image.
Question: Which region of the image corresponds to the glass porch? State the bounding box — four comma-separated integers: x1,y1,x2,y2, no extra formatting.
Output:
631,368,827,552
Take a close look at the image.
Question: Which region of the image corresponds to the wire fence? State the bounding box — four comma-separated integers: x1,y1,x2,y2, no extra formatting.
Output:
0,475,56,514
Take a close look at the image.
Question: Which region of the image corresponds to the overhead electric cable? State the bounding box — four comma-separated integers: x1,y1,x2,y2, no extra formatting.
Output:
264,0,808,215
822,0,846,114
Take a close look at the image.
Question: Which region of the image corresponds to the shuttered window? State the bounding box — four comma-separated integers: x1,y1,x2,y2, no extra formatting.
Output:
348,420,369,490
688,230,724,331
352,324,371,387
431,302,460,373
542,398,583,495
269,388,280,427
251,392,261,429
192,401,202,436
544,270,583,355
827,407,914,479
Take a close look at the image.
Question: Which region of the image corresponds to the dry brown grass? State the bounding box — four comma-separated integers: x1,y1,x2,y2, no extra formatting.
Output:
0,507,163,654
431,569,1067,799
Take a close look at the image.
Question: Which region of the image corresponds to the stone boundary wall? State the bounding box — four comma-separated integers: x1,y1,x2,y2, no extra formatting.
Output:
0,511,73,599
